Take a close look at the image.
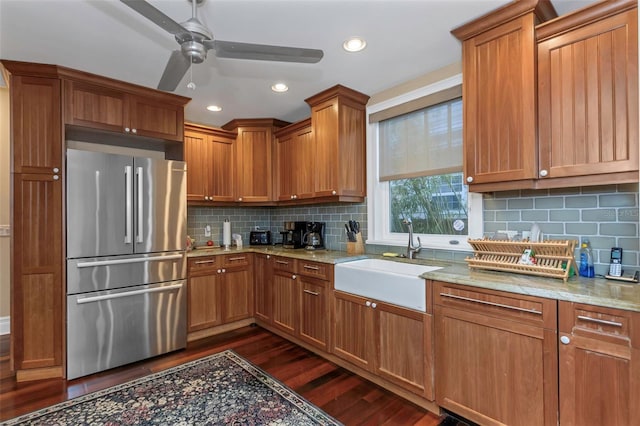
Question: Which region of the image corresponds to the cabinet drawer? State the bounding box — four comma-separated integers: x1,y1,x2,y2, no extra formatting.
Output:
188,256,219,275
272,256,296,273
222,254,251,268
559,301,640,348
434,281,556,329
298,260,332,281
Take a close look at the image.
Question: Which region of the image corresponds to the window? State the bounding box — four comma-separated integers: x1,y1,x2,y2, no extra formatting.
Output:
367,74,482,250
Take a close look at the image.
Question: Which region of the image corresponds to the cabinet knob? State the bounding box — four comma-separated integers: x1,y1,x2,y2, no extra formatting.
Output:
293,195,297,199
221,268,226,273
209,196,213,201
131,128,137,134
466,176,474,183
125,127,131,133
290,195,294,199
217,269,222,273
53,167,60,173
365,301,371,307
332,190,337,195
560,335,570,345
238,197,243,201
53,175,60,181
292,274,297,280
539,169,549,177
266,255,270,259
371,302,377,309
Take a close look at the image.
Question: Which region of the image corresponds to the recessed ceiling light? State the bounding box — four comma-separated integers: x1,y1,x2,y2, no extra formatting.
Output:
271,83,289,93
343,37,367,52
206,105,222,112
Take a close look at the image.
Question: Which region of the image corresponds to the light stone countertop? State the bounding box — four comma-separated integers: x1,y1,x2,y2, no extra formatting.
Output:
187,246,640,313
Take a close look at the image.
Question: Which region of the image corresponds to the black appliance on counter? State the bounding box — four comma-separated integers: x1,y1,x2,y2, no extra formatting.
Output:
249,230,272,245
304,221,326,250
280,221,307,249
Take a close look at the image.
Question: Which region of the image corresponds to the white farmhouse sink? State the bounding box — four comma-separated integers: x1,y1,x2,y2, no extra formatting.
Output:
334,259,442,312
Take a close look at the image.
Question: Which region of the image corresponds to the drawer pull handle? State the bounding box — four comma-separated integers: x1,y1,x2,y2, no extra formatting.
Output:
194,260,216,265
303,265,320,270
303,289,319,296
439,292,542,315
228,257,246,261
275,260,289,265
577,315,623,328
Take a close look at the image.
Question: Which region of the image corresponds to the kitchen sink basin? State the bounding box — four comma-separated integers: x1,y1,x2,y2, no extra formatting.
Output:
334,259,442,312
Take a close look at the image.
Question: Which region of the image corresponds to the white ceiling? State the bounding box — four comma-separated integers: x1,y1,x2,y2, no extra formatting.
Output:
0,0,598,128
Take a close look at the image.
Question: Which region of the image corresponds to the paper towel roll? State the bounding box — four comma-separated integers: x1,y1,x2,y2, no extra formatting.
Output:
223,220,231,247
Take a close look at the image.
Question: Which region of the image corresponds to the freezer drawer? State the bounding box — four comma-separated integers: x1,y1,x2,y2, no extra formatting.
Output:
67,280,186,380
67,251,186,295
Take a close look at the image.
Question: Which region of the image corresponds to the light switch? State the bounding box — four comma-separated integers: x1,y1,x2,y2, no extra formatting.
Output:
204,225,211,237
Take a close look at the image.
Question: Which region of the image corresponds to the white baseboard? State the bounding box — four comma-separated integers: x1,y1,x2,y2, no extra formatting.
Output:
0,316,9,335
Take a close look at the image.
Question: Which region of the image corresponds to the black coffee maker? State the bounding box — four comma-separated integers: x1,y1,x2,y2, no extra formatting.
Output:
281,221,307,249
303,222,326,250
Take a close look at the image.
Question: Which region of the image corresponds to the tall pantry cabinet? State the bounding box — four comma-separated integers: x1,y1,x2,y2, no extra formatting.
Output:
2,62,64,381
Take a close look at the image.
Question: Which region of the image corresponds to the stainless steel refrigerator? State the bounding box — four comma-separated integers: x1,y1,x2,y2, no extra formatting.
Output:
66,148,187,380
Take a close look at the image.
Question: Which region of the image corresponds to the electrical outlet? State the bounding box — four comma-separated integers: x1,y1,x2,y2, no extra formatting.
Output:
0,225,9,237
204,225,211,237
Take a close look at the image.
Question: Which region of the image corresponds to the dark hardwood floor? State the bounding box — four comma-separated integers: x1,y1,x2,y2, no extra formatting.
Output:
0,326,441,425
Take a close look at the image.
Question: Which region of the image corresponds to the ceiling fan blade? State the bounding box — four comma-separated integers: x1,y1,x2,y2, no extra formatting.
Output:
158,50,192,91
209,40,323,63
120,0,192,42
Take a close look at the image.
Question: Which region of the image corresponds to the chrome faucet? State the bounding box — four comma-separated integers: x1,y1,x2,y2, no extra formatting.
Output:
402,218,422,259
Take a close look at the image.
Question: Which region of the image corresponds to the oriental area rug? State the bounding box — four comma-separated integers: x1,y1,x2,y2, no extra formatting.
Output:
2,350,342,425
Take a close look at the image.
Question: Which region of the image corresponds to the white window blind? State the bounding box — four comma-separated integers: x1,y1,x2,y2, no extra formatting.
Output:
378,95,462,182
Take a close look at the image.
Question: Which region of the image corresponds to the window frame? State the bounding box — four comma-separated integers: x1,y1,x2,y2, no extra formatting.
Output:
366,73,483,251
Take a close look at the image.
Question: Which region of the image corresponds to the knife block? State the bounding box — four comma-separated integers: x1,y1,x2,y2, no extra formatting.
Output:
347,233,365,255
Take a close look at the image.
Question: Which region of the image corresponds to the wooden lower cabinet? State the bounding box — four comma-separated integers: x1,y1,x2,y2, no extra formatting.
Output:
434,281,558,426
253,253,273,323
558,301,640,426
272,265,298,335
332,290,432,399
187,254,253,333
299,276,329,351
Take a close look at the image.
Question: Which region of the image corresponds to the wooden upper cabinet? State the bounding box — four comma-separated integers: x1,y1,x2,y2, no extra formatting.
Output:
452,1,557,191
305,85,369,201
537,1,639,187
10,75,62,174
64,78,188,142
184,124,236,203
222,119,289,203
558,301,640,425
275,119,314,202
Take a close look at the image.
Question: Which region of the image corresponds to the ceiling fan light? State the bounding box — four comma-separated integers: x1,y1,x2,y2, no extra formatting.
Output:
271,83,289,93
206,105,222,112
343,37,366,52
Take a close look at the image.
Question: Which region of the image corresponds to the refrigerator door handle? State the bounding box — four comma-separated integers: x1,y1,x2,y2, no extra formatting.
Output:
124,165,133,244
136,166,144,244
75,254,184,268
75,283,184,305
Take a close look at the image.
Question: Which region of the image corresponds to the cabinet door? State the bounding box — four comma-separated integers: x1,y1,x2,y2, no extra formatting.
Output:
462,15,537,186
209,134,235,202
299,277,329,350
332,291,374,371
272,270,298,335
127,95,184,142
276,132,295,201
538,8,638,181
434,283,558,426
12,76,62,173
12,173,63,376
187,273,222,332
222,266,253,323
375,302,432,399
63,80,126,133
312,99,339,197
184,130,209,202
559,301,640,426
293,125,315,199
235,126,273,202
254,254,273,323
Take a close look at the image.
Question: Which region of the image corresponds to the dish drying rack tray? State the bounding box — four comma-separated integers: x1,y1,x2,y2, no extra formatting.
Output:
466,239,577,281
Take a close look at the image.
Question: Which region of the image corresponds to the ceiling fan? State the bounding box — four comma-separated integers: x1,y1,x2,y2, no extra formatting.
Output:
120,0,324,91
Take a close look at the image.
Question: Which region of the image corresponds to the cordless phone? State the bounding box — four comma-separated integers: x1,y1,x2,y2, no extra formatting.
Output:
609,247,623,277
